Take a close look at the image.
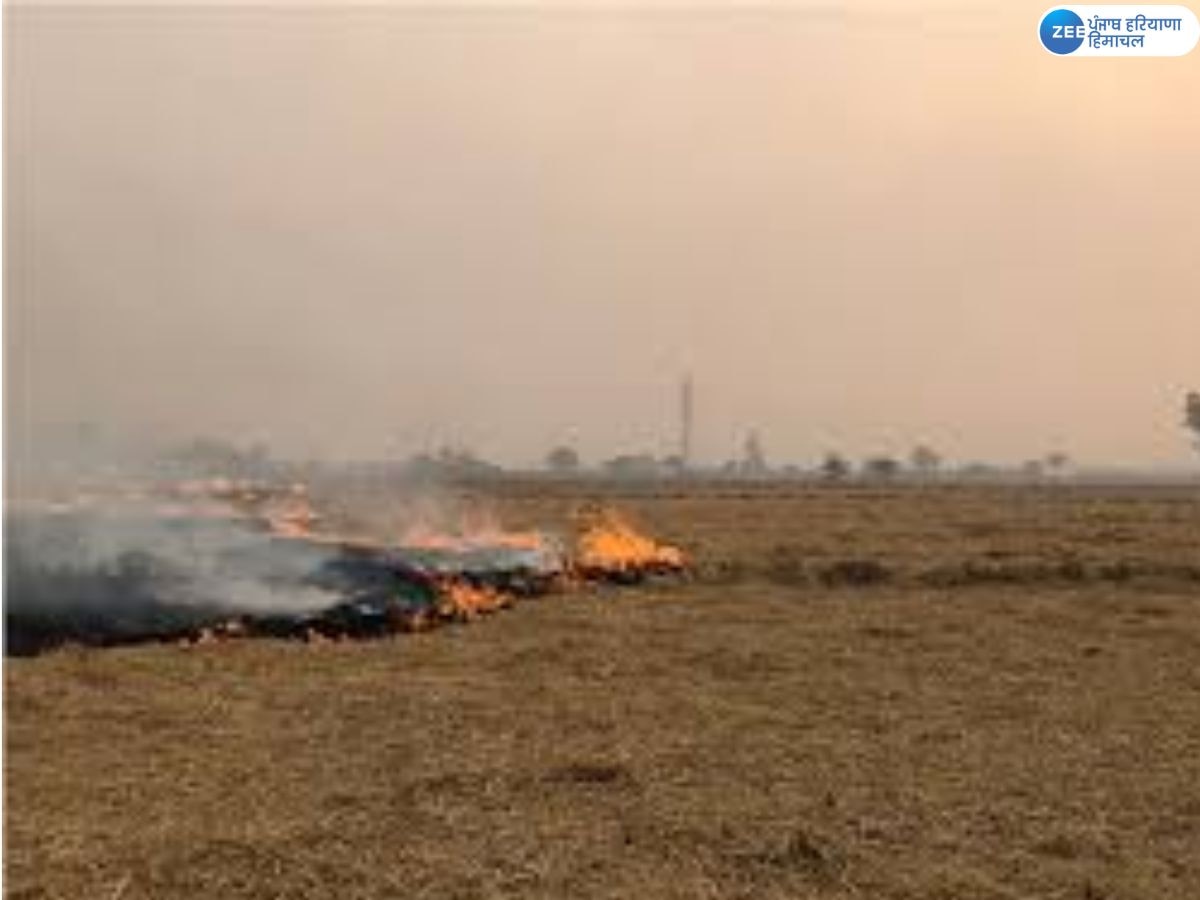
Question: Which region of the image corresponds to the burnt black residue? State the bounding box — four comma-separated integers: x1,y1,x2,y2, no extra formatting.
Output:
6,548,231,656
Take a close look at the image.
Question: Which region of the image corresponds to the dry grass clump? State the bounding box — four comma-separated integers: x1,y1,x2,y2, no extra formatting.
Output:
918,558,1200,588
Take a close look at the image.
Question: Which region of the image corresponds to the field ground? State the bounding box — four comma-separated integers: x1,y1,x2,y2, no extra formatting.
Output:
6,483,1200,899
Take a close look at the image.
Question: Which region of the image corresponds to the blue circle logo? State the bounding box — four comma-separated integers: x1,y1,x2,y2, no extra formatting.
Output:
1040,8,1085,54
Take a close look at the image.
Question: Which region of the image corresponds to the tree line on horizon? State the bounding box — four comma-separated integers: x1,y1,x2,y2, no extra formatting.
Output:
45,392,1200,483
539,440,1077,482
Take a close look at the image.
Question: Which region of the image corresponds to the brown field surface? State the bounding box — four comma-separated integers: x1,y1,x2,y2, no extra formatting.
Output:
6,482,1200,899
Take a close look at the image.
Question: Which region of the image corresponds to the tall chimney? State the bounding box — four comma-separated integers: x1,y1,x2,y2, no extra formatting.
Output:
680,374,693,470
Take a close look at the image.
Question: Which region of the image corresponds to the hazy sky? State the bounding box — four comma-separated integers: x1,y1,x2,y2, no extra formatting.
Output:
6,3,1199,467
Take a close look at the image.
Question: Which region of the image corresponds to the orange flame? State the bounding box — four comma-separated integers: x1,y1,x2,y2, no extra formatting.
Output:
437,580,513,620
575,511,685,573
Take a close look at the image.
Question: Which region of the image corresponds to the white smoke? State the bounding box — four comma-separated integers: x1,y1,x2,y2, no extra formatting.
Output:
5,506,344,654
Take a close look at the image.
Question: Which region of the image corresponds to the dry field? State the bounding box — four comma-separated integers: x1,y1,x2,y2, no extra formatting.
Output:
6,482,1200,899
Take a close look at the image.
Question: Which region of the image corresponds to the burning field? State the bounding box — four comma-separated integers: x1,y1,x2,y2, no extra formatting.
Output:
6,480,1200,899
5,485,688,655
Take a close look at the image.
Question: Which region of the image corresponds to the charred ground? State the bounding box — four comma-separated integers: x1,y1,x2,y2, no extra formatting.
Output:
6,482,1200,899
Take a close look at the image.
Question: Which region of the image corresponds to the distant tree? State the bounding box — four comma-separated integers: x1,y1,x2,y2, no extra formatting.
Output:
820,452,851,482
545,445,581,474
741,430,768,477
660,454,686,477
1020,459,1046,479
863,456,901,481
1044,452,1071,476
909,444,942,478
448,447,503,479
1186,391,1200,452
403,452,440,478
165,437,252,477
959,462,1002,480
406,445,503,480
603,454,661,479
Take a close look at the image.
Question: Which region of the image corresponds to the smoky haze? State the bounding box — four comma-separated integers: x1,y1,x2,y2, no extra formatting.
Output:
5,3,1199,469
